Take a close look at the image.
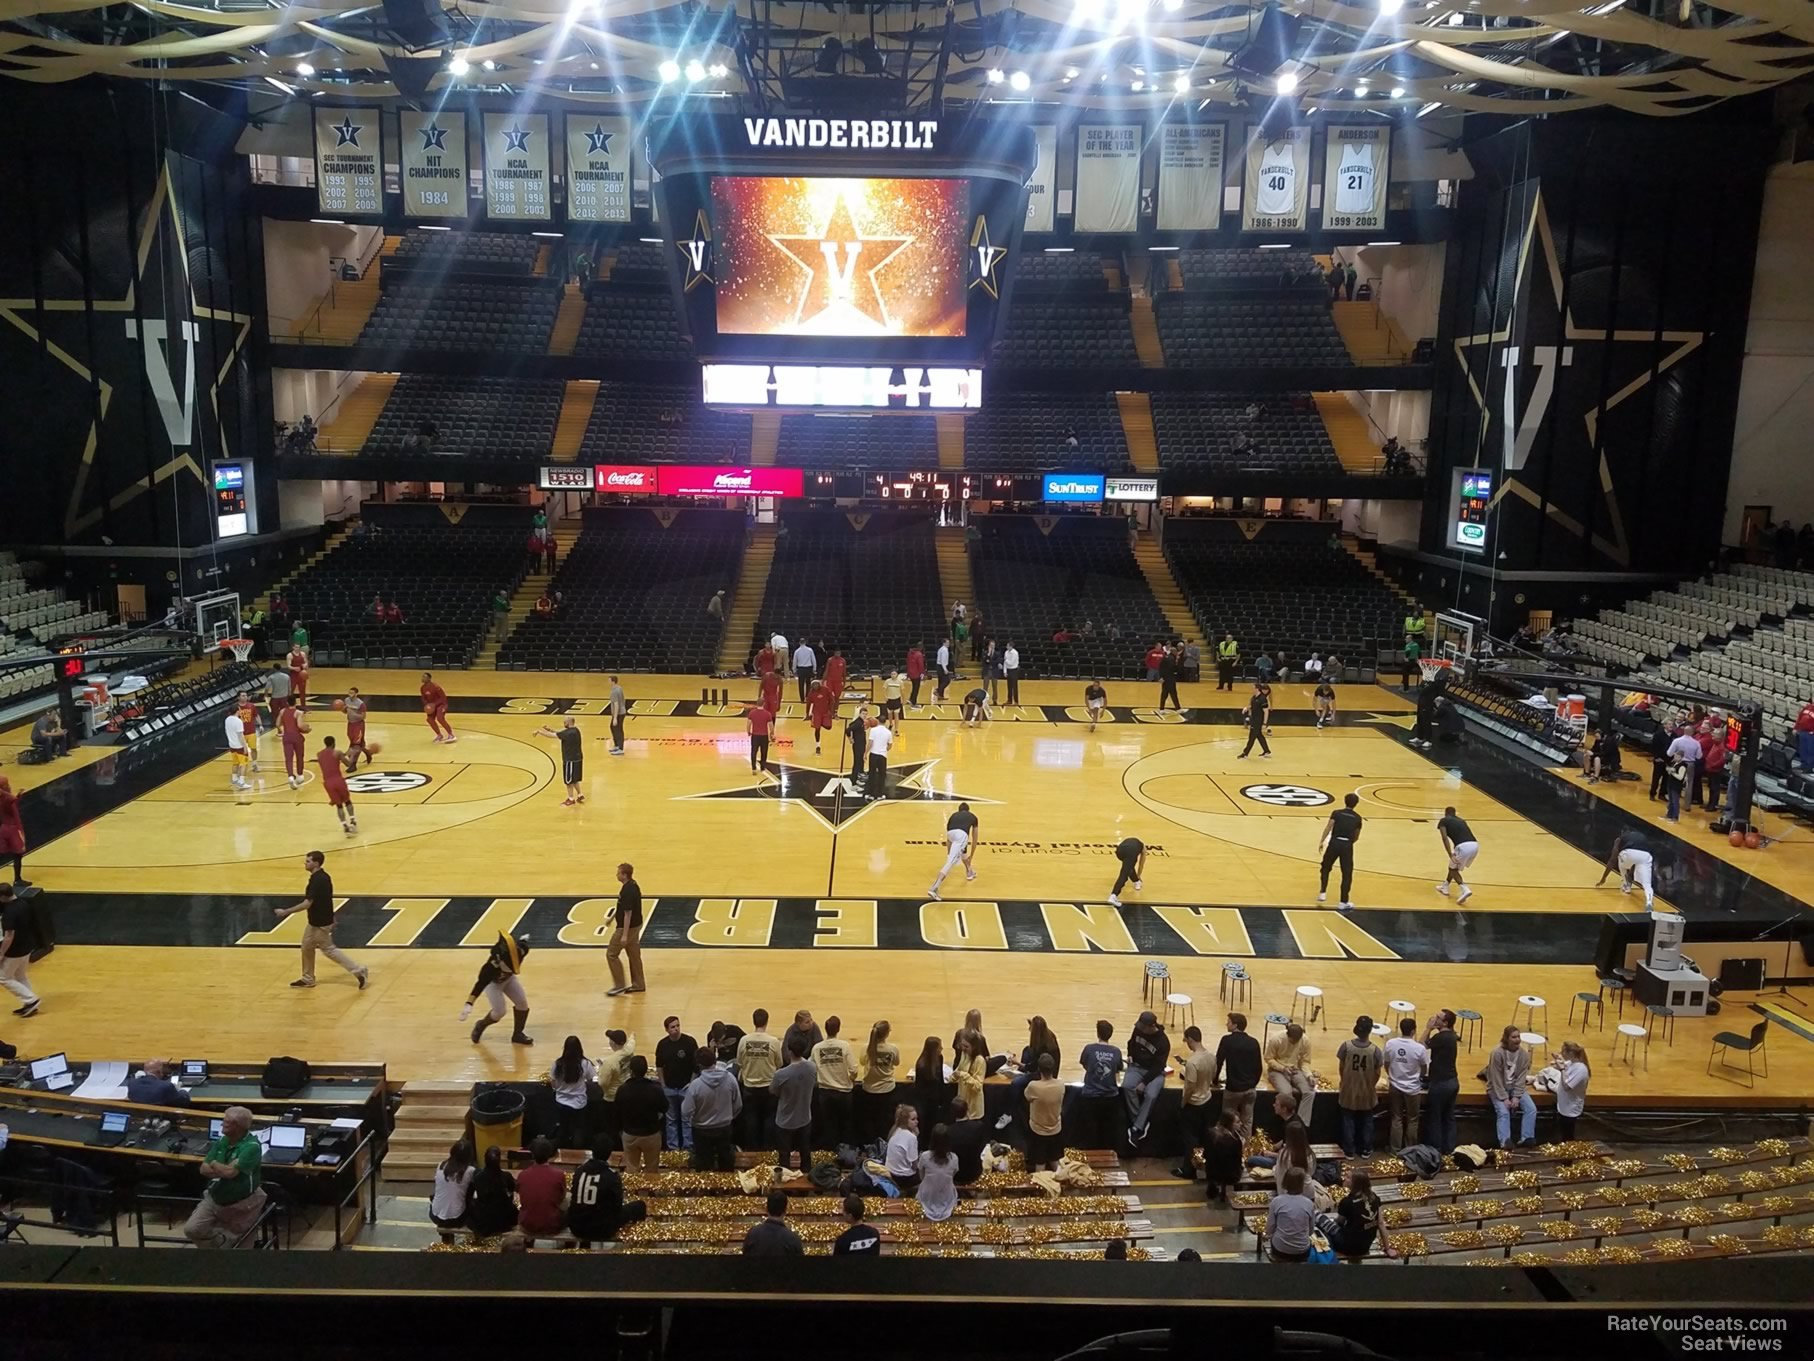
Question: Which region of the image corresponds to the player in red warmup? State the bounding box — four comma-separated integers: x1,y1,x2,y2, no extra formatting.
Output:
421,671,455,743
341,688,371,768
287,645,310,710
746,700,774,773
759,666,782,725
807,677,836,756
316,735,359,835
278,696,309,788
823,647,847,703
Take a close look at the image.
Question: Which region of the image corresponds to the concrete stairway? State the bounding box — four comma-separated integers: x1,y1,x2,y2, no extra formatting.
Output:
1330,300,1413,366
749,411,782,466
385,1081,472,1182
286,234,396,345
1115,393,1160,472
1340,532,1428,626
715,524,776,672
1312,392,1382,473
477,527,576,667
936,413,966,470
257,524,355,612
546,283,586,356
313,374,396,454
550,380,599,462
1128,295,1166,368
936,527,975,620
1132,535,1205,646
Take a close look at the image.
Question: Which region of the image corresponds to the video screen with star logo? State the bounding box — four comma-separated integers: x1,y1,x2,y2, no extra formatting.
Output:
710,176,969,338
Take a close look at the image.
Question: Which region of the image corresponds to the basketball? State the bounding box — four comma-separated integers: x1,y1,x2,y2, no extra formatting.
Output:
332,699,346,711
364,742,383,758
1745,830,1762,849
1729,828,1745,847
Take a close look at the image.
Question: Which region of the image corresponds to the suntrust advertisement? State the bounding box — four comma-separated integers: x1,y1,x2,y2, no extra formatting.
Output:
655,465,805,498
1042,472,1105,503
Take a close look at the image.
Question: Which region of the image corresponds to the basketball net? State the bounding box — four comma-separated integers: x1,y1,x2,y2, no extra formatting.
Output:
1416,658,1452,685
223,638,254,665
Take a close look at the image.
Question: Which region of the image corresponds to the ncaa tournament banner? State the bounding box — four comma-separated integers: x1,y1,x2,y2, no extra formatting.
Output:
1073,123,1142,234
398,110,468,221
1156,123,1225,232
1322,124,1391,232
483,112,552,222
1241,126,1310,233
1024,125,1057,233
564,113,632,224
313,106,381,217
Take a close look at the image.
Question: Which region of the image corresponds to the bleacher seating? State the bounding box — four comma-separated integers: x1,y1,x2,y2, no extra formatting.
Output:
1153,292,1349,368
993,299,1140,368
1010,250,1114,292
963,393,1131,473
752,512,946,674
391,229,539,275
1150,392,1341,475
1163,519,1402,664
573,290,693,361
363,375,563,460
284,522,528,668
776,413,938,469
358,281,560,353
578,385,751,467
603,239,669,284
1177,248,1326,291
969,516,1170,680
0,551,108,661
496,508,743,672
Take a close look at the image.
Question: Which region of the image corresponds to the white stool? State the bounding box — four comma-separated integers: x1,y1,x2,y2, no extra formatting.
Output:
1386,999,1417,1032
1513,995,1548,1033
1291,985,1326,1029
1164,992,1195,1029
1522,1032,1548,1063
1613,1022,1649,1070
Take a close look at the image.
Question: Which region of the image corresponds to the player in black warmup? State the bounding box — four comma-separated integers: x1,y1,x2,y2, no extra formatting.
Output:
1157,646,1182,711
845,705,872,785
534,718,587,806
1236,682,1271,758
1107,837,1145,908
1317,792,1364,910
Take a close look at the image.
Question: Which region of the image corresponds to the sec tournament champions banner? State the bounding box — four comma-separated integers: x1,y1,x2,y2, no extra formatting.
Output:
1157,124,1225,232
399,110,468,221
483,112,552,222
313,107,381,217
1323,125,1390,232
1073,124,1141,234
1241,127,1310,233
565,114,632,223
1024,126,1057,233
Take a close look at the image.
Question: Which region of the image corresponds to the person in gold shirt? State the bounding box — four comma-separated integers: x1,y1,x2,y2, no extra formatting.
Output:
858,1019,900,1143
811,1015,857,1152
735,1009,781,1149
952,1029,987,1126
1171,1024,1218,1181
1264,1022,1317,1122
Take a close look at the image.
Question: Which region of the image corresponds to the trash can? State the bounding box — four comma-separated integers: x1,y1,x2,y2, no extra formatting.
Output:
470,1086,526,1164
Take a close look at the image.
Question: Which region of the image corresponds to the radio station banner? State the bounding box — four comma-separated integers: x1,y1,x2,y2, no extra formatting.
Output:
1073,124,1142,234
1156,124,1225,232
539,466,592,491
483,112,552,222
1322,124,1391,232
1024,125,1057,233
313,106,381,217
399,110,467,221
1241,127,1311,233
564,113,632,224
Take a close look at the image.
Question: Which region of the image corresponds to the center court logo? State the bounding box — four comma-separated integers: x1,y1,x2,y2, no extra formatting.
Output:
1239,784,1332,807
346,770,432,794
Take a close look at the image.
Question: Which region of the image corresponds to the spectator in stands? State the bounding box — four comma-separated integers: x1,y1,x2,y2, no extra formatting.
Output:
1144,642,1165,681
781,1008,822,1058
1648,723,1672,801
568,1137,646,1245
526,528,546,575
29,709,66,761
684,1047,742,1171
371,593,386,624
811,1016,856,1151
1326,259,1343,302
533,591,553,620
916,1123,960,1221
981,639,1000,703
515,1137,567,1236
1265,1021,1316,1122
772,1039,816,1171
430,1139,475,1243
885,1104,922,1193
1171,1025,1215,1181
1698,721,1729,810
127,1058,190,1107
1254,651,1275,684
1344,260,1358,300
736,1009,781,1149
1052,626,1077,644
1020,1052,1065,1171
910,1035,947,1132
1335,1016,1382,1157
1795,699,1814,771
1580,727,1620,783
1266,1166,1316,1263
1330,1169,1394,1258
833,1194,880,1255
707,589,725,622
1776,520,1797,568
1203,1111,1243,1204
617,1056,666,1172
1124,1009,1170,1146
655,1015,699,1151
1381,1018,1427,1152
384,600,404,626
489,589,510,640
742,1191,803,1256
1213,1012,1262,1139
1424,1009,1461,1153
1486,1026,1537,1148
184,1105,266,1249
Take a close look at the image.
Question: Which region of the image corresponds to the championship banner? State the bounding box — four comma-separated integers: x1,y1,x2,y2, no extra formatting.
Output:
564,113,632,224
1073,123,1142,234
1156,123,1225,232
482,112,552,222
1024,125,1057,233
1241,127,1310,233
1322,124,1391,232
313,107,381,217
399,110,468,221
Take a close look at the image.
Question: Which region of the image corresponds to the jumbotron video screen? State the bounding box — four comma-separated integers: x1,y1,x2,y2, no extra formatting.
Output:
709,176,970,338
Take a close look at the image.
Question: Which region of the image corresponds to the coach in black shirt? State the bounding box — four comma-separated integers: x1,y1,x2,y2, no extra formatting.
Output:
275,850,368,991
606,861,645,997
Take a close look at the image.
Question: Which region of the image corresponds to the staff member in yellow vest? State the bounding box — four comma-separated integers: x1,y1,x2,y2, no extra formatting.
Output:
184,1106,267,1248
1216,633,1239,691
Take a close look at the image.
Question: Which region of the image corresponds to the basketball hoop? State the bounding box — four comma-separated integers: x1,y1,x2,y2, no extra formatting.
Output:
1416,657,1453,686
221,638,255,666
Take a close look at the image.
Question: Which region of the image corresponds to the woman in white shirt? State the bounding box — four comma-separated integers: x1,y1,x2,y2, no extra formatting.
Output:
550,1035,598,1147
1545,1041,1591,1139
430,1139,476,1243
916,1123,959,1221
883,1104,922,1194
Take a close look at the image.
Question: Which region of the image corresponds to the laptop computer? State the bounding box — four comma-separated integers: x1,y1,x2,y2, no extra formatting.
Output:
262,1124,308,1166
28,1053,73,1091
208,1118,224,1140
180,1060,209,1087
92,1110,132,1148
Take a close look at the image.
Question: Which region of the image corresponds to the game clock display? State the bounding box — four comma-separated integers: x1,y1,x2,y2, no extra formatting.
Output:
1451,468,1493,552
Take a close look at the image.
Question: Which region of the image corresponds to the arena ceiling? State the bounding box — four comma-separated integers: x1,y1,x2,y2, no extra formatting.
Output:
0,0,1811,117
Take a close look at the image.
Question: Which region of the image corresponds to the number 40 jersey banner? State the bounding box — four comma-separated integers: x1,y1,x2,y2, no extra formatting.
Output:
1323,125,1391,233
1241,127,1310,233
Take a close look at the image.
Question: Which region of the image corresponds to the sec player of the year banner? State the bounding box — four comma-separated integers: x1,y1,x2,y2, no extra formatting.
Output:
564,113,632,224
1024,126,1057,233
483,112,552,222
1157,124,1225,232
1241,126,1310,233
1322,125,1391,232
398,110,468,221
313,106,381,217
1073,124,1142,234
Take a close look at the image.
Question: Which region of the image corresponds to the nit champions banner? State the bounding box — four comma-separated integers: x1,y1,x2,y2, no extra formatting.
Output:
1024,125,1057,233
1073,124,1142,234
564,113,632,224
1157,124,1225,232
483,112,552,222
1241,127,1311,233
313,106,381,217
1322,124,1391,233
398,110,467,221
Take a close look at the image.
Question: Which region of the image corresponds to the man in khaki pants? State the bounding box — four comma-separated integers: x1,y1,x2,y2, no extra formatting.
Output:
605,861,645,996
275,850,369,990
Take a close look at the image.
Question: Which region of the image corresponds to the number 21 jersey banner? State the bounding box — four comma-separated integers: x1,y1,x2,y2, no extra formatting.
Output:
1322,125,1391,233
1241,127,1310,233
399,111,468,220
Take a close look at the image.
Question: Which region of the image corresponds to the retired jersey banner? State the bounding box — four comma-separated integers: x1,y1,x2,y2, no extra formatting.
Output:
483,112,552,222
1024,125,1057,233
1241,127,1310,233
313,107,381,217
1156,124,1225,232
1073,124,1142,234
1322,124,1391,232
564,114,632,223
399,110,467,221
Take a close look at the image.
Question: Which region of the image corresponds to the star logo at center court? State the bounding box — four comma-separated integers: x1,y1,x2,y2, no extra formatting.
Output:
766,195,911,334
678,757,995,832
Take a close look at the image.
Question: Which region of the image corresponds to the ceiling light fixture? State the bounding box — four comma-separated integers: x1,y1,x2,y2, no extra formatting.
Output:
481,58,496,71
1379,0,1404,13
709,62,729,77
1131,78,1144,90
1009,69,1031,91
296,61,315,77
986,67,1005,84
1173,73,1190,92
1065,66,1080,78
447,54,469,75
1274,69,1298,94
658,58,680,81
1391,84,1406,96
685,59,706,80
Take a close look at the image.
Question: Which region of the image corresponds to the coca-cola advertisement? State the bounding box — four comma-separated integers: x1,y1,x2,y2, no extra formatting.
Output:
654,465,804,498
591,465,658,494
